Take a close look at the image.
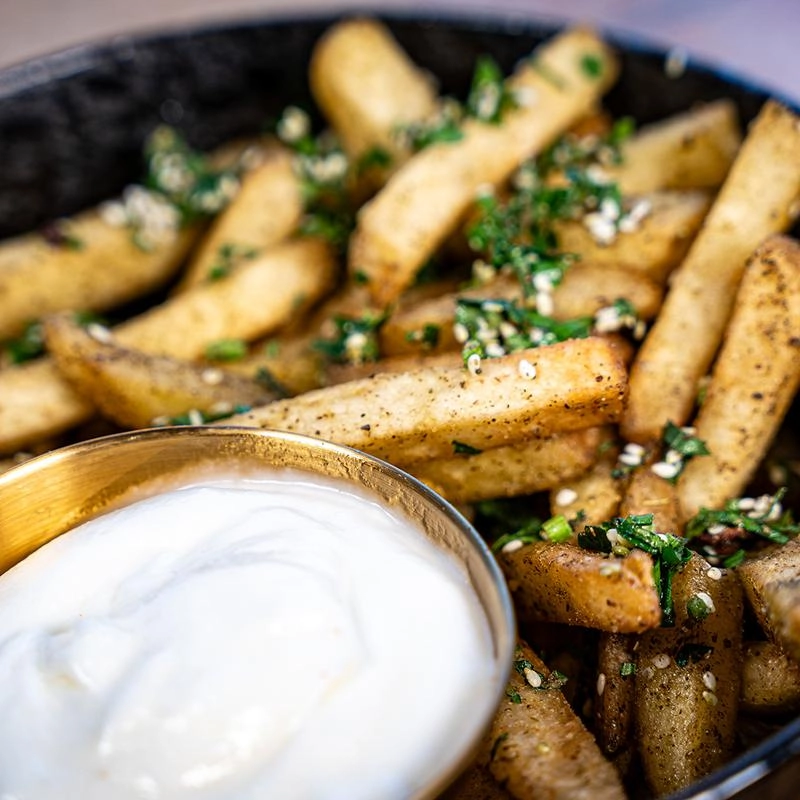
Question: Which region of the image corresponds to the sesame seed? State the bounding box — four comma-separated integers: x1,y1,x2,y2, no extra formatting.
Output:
467,353,482,375
485,342,506,358
619,451,643,467
702,690,718,706
702,671,717,691
518,359,537,379
209,401,233,415
652,654,671,669
151,415,170,427
599,561,622,577
501,539,524,554
665,449,682,465
736,497,756,511
525,668,543,688
536,743,551,755
584,212,617,246
600,197,621,221
633,320,647,340
453,323,470,344
481,301,505,314
624,442,646,457
187,409,204,426
555,488,578,507
706,566,723,581
585,164,612,185
707,524,727,536
533,272,553,293
536,292,554,316
276,106,310,144
596,673,606,696
594,306,622,333
651,461,680,480
201,368,224,386
87,323,113,344
499,321,518,339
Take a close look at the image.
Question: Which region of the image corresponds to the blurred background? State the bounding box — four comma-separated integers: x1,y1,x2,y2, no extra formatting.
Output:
1,0,798,101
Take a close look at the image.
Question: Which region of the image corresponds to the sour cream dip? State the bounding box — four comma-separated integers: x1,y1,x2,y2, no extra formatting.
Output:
0,470,497,799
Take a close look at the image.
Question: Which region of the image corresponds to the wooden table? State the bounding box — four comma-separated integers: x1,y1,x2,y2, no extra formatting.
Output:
2,0,798,101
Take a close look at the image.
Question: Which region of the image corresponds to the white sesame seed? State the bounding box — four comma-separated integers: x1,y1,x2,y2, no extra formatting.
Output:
599,561,622,576
707,524,727,536
533,272,553,293
555,488,578,507
619,451,643,467
702,671,717,691
151,415,170,427
209,401,233,416
87,323,113,344
187,409,204,426
467,353,482,375
651,461,680,480
585,164,612,185
624,442,646,457
736,497,756,511
596,673,606,696
665,449,683,465
695,591,716,613
702,690,718,706
583,212,617,246
706,567,723,581
501,539,524,554
652,654,671,669
518,359,537,379
453,323,470,344
633,320,647,340
536,292,554,316
766,502,784,522
594,306,622,333
276,106,310,144
525,668,543,688
600,197,621,221
481,301,505,314
201,368,224,386
485,342,506,358
471,259,496,284
499,321,518,340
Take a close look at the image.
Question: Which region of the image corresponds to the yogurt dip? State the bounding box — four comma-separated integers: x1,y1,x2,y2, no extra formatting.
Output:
0,470,497,799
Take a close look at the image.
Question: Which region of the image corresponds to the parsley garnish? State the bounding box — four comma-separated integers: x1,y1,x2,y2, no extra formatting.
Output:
513,657,535,675
578,513,691,625
506,687,523,704
660,421,710,481
2,311,105,365
207,243,259,281
687,594,713,622
355,146,393,175
405,323,441,350
620,662,636,677
452,440,483,456
313,312,385,365
580,53,604,78
205,339,248,362
466,55,518,124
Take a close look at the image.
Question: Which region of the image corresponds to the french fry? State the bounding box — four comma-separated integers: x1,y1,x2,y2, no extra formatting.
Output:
634,554,743,796
741,641,800,715
221,337,627,465
309,18,438,170
608,99,741,194
678,235,800,519
738,538,800,662
349,27,619,306
0,210,198,341
620,464,681,534
325,351,462,385
483,642,626,799
554,190,712,283
178,146,304,288
500,542,661,633
409,428,603,504
0,238,337,454
43,316,276,429
440,762,511,800
622,101,800,444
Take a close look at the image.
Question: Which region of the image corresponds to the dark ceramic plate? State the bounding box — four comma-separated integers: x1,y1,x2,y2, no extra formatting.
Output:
0,12,798,799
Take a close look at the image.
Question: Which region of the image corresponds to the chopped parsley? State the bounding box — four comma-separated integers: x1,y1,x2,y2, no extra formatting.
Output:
205,339,248,362
580,53,604,79
506,687,523,704
398,104,465,152
687,593,713,622
541,514,573,543
355,146,393,175
578,513,692,626
452,440,482,456
513,657,535,675
207,243,259,281
405,323,441,350
620,662,636,677
466,55,518,124
2,311,105,366
491,512,576,553
253,367,290,399
313,312,385,365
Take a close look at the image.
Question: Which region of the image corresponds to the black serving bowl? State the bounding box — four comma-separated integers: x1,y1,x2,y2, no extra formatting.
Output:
0,11,798,799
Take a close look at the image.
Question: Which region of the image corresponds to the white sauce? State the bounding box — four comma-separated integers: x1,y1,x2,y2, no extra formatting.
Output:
0,471,497,799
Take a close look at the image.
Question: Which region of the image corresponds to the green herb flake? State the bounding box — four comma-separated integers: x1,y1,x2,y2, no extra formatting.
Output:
405,323,441,350
452,440,483,456
687,594,712,622
205,338,248,362
312,312,385,365
490,732,509,761
620,662,636,678
466,55,518,124
580,53,604,78
513,658,535,675
2,321,45,365
675,643,713,668
541,514,573,543
207,243,259,282
254,367,289,399
723,549,746,569
355,146,393,175
506,687,522,704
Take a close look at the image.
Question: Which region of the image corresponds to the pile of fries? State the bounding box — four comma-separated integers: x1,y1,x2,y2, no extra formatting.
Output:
1,18,800,799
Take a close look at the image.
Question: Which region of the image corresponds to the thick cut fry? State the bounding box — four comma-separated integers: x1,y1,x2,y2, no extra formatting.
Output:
379,264,660,358
609,99,741,194
309,18,438,168
500,543,661,632
0,239,336,454
179,146,304,288
678,235,800,519
594,633,637,771
44,317,276,429
349,27,619,306
221,337,627,466
483,643,626,800
441,763,511,800
741,641,800,715
325,351,462,385
554,190,712,283
635,554,743,797
621,465,681,534
0,210,197,341
548,442,622,526
622,101,800,443
409,428,603,503
738,538,800,662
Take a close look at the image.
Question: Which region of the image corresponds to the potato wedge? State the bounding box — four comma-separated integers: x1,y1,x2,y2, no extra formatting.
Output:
309,18,438,172
678,235,800,519
325,351,462,385
554,190,712,284
0,210,197,341
44,316,276,429
609,99,741,194
221,337,627,466
634,554,743,797
499,543,661,633
621,465,681,534
622,101,800,443
350,27,619,306
0,238,337,454
483,642,626,800
738,538,800,662
741,641,800,715
178,146,304,288
409,428,603,504
440,762,511,800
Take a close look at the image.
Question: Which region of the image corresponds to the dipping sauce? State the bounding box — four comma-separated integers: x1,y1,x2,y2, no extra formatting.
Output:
0,471,497,799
